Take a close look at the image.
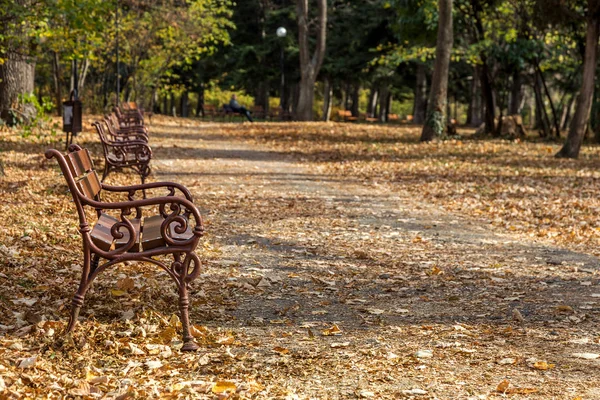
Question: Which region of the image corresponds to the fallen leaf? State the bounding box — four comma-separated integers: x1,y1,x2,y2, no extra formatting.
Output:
212,381,236,394
18,356,37,369
273,346,289,355
496,379,510,393
322,324,343,336
533,361,555,370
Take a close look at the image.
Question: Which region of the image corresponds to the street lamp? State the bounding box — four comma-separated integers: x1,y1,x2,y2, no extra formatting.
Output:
276,27,287,110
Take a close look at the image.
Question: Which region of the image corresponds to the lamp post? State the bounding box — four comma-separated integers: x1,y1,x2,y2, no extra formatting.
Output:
115,0,120,107
276,26,287,111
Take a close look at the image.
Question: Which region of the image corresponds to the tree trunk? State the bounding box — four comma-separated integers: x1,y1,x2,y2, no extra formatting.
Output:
470,0,495,134
467,69,482,126
77,58,89,97
557,10,600,158
509,69,522,115
170,92,176,117
322,77,333,121
255,82,269,116
0,51,36,124
180,91,189,117
420,0,453,141
534,74,551,137
561,92,576,130
296,0,327,121
378,86,389,122
536,63,561,137
195,84,205,117
51,51,63,117
367,88,378,118
351,84,360,117
413,63,428,124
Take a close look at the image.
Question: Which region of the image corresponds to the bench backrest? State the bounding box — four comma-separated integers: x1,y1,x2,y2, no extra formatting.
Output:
45,146,103,227
66,148,102,200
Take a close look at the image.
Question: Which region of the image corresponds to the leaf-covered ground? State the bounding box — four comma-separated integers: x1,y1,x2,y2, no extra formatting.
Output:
1,117,600,399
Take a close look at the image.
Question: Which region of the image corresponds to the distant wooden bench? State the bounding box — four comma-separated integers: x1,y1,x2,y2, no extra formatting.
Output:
201,104,217,120
92,119,152,186
387,113,400,122
361,113,377,123
337,110,358,122
45,145,204,351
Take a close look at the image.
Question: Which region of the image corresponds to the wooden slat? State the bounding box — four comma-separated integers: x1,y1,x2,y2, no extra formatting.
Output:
169,217,193,241
90,214,118,252
66,148,93,178
115,218,141,252
91,214,141,253
141,215,165,250
77,171,102,199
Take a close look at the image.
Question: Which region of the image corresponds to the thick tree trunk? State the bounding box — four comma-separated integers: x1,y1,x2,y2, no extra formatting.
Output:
413,64,428,124
0,51,36,124
322,77,333,121
421,0,453,141
51,51,63,116
255,82,269,116
557,12,600,158
296,0,327,121
470,0,495,134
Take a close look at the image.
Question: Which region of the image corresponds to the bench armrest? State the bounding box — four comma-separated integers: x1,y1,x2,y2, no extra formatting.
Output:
102,181,194,202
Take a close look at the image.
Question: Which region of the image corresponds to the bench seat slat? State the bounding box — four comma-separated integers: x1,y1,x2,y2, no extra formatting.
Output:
90,214,141,252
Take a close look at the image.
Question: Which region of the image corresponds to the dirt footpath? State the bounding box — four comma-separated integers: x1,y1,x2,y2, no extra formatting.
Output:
148,121,600,399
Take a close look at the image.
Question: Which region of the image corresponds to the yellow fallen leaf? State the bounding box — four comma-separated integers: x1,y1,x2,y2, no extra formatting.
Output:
533,361,555,370
506,387,538,394
159,327,177,344
110,289,127,297
212,381,236,394
496,379,510,393
322,324,343,336
556,305,574,313
216,335,235,345
273,346,289,355
190,325,208,338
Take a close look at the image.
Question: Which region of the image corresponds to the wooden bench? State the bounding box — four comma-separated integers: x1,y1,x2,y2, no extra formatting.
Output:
113,105,145,127
387,113,400,122
361,113,378,123
337,110,358,122
105,113,149,140
92,119,152,186
201,104,217,120
45,145,204,351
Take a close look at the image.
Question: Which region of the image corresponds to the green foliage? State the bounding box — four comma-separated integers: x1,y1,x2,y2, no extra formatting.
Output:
15,93,58,139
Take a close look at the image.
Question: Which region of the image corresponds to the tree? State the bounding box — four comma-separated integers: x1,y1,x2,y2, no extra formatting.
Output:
295,0,326,121
420,0,453,141
0,0,39,123
556,0,600,158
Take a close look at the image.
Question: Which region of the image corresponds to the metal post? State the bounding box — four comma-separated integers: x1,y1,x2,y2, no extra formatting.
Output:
115,0,120,107
280,45,285,110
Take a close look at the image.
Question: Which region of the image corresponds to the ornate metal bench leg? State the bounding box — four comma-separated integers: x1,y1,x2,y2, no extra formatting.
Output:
66,250,97,333
178,280,199,352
